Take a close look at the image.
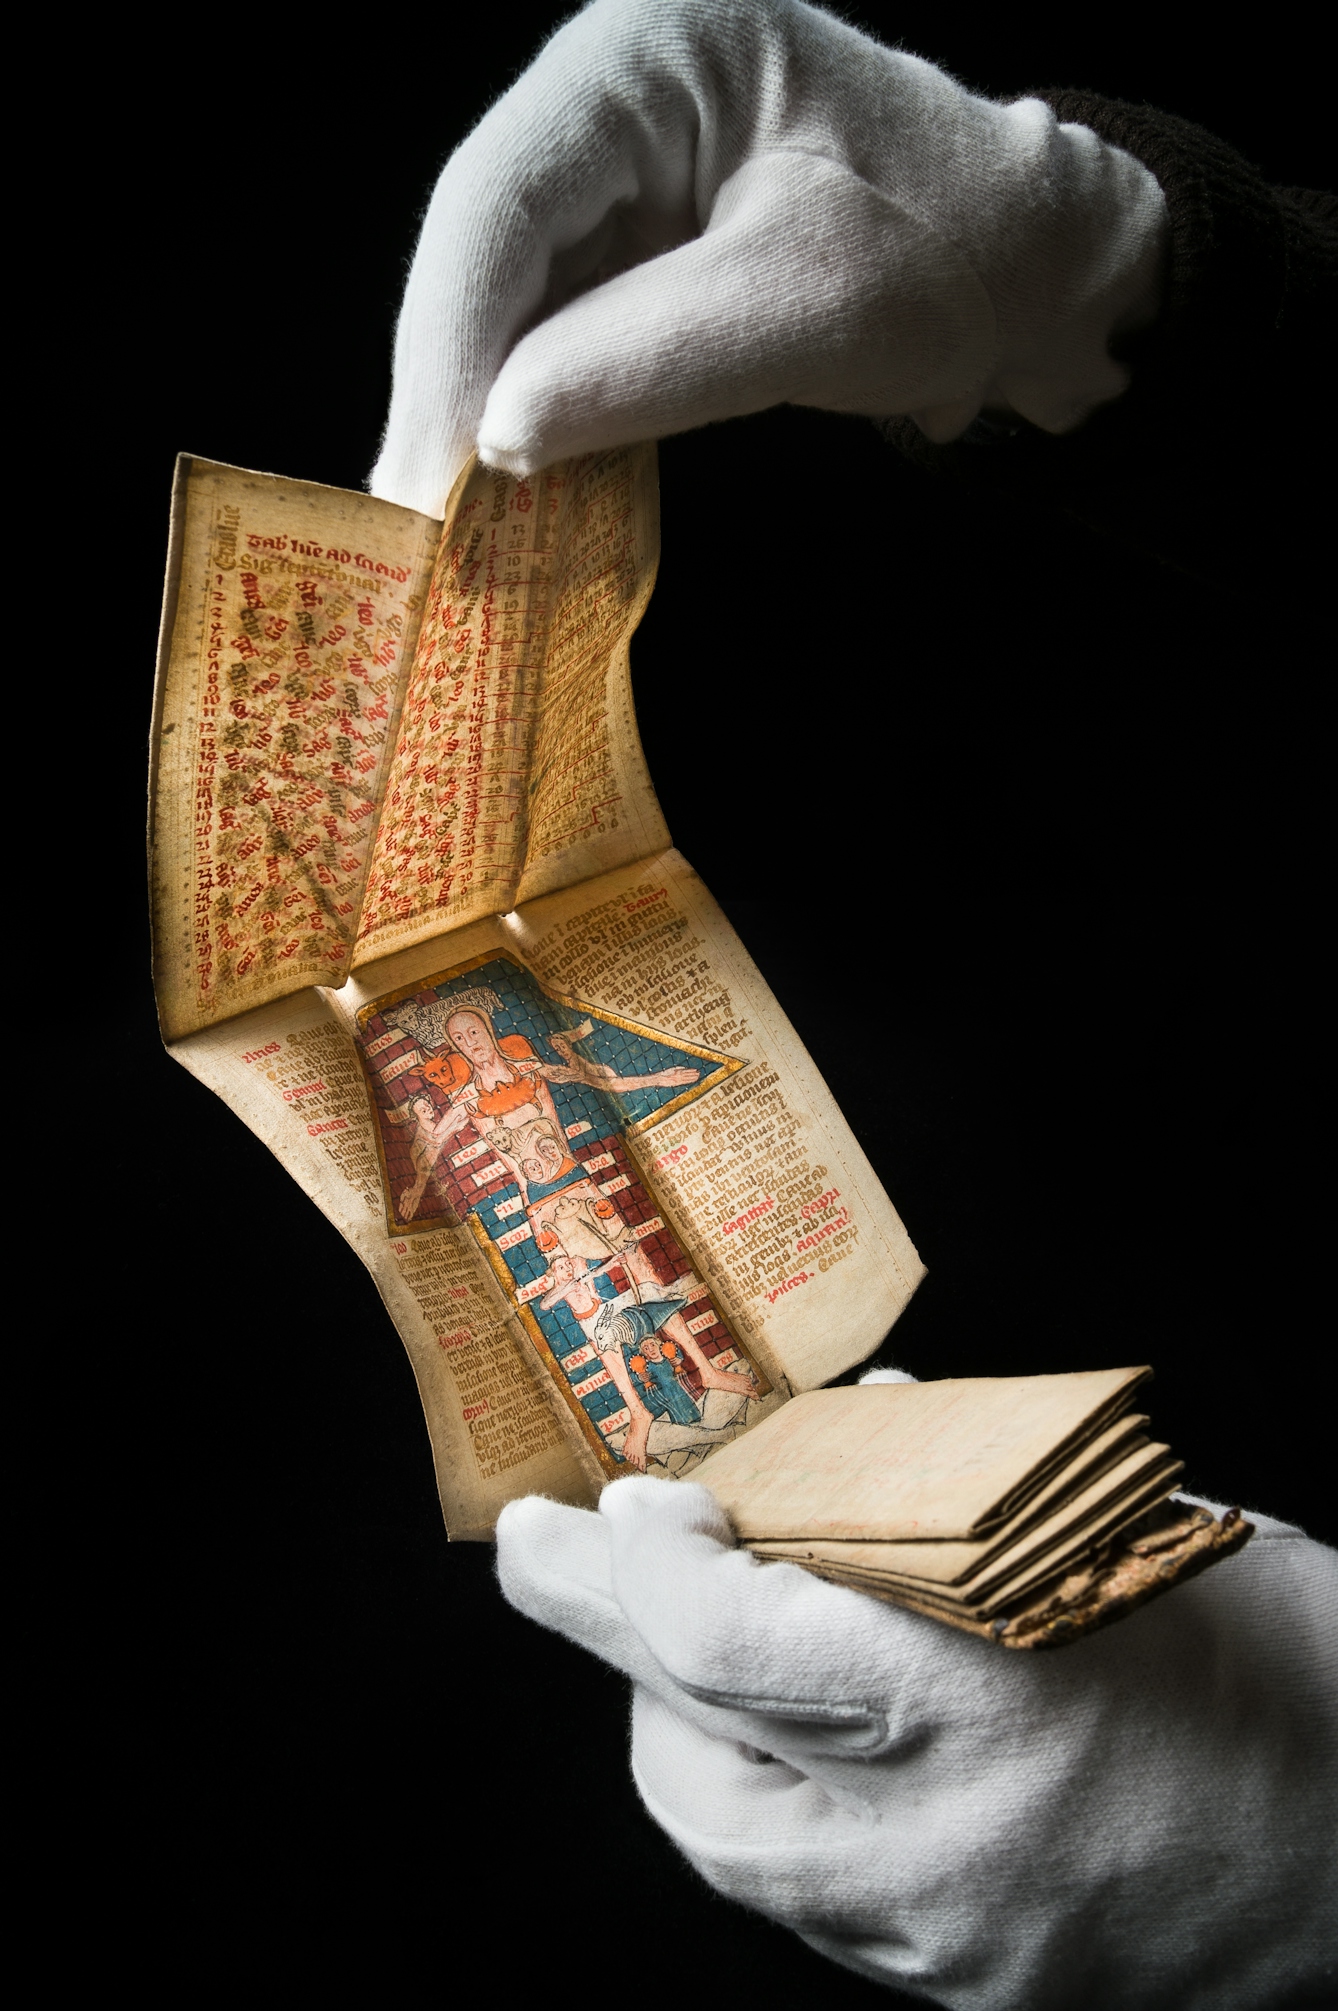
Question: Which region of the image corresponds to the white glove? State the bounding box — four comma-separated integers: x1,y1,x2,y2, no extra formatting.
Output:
371,0,1167,516
497,1476,1338,2010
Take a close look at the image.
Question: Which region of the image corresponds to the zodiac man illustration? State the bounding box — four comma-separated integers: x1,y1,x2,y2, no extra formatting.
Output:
389,1005,697,1218
528,1176,755,1471
378,993,755,1469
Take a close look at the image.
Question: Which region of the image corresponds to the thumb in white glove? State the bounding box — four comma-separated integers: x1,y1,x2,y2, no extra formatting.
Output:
372,0,1167,516
497,1475,1338,2010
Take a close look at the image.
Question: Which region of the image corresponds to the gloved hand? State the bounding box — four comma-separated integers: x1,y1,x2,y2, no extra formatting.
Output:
497,1474,1338,2010
371,0,1168,516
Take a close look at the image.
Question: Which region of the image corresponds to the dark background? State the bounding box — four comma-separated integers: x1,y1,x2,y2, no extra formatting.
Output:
82,7,1327,1999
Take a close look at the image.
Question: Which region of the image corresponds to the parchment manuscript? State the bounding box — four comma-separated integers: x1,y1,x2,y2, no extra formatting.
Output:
152,448,925,1539
704,1377,1244,1651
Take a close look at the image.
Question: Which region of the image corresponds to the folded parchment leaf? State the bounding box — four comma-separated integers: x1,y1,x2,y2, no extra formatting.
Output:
697,1375,1250,1647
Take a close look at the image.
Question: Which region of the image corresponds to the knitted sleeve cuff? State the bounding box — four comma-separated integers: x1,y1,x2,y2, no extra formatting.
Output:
881,92,1337,585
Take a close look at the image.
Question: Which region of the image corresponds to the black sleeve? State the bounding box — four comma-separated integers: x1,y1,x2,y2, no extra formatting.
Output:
881,92,1338,590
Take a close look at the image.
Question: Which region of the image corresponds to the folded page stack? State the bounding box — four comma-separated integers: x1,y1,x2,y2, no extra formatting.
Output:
697,1370,1251,1647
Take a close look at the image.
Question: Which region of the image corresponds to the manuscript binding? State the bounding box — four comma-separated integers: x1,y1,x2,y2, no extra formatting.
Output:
150,445,924,1539
703,1374,1251,1646
150,447,1244,1644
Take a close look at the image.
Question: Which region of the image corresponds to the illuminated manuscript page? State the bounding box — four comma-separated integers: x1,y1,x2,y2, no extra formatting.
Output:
342,848,924,1398
150,459,440,1040
169,950,597,1544
153,450,925,1538
351,446,668,967
151,449,666,1039
169,850,924,1537
745,1416,1163,1581
696,1371,1152,1541
752,1442,1179,1604
505,851,925,1393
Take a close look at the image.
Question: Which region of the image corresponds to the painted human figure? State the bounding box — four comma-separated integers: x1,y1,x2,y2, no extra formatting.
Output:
385,1090,462,1221
386,1077,572,1222
412,1004,697,1205
537,1242,752,1472
389,1001,755,1453
484,1114,569,1192
536,1249,614,1324
547,1017,698,1098
387,1005,642,1220
536,1188,754,1387
539,1251,699,1395
595,1300,703,1428
590,1291,750,1471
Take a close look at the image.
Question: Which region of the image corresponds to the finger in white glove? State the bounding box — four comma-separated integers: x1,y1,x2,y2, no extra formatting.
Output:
372,0,1166,515
496,1489,901,1772
498,1473,1338,2009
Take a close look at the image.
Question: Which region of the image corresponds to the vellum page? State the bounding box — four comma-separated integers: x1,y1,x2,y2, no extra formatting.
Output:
352,445,669,967
150,454,929,1536
151,457,441,1039
337,904,782,1488
513,444,668,904
327,845,922,1501
507,850,925,1393
169,961,595,1540
812,1469,1183,1622
950,1473,1178,1611
698,1370,1150,1541
751,1433,1176,1588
